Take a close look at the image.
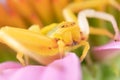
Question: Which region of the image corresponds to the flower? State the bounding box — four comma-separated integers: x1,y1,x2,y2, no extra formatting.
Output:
92,35,120,60
0,53,82,80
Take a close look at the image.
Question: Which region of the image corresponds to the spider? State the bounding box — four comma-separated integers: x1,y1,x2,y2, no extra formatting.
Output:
0,8,119,65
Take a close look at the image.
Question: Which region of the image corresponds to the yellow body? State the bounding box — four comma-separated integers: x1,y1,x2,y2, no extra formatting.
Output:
0,0,119,65
0,21,90,65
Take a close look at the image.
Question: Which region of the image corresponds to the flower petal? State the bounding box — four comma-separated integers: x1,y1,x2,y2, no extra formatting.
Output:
10,66,45,80
0,53,81,80
0,61,22,71
92,40,120,60
41,53,82,80
0,62,22,80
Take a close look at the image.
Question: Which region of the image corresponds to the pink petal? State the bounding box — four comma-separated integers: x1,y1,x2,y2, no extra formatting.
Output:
0,62,22,80
0,61,22,71
92,40,120,60
41,53,82,80
0,53,81,80
10,66,45,80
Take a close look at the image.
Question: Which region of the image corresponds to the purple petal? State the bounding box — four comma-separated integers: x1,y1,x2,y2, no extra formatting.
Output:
0,61,22,71
0,62,22,80
10,66,45,80
0,53,81,80
41,53,82,80
92,40,120,60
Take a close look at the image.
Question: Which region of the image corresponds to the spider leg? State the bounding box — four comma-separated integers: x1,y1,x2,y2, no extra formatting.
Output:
78,9,119,40
90,27,114,39
63,8,77,22
70,41,90,62
79,41,90,62
57,40,65,58
16,52,25,66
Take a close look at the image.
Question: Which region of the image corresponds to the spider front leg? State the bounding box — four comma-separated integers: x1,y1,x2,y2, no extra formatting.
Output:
71,41,90,62
63,8,117,39
78,9,119,40
63,8,77,22
57,40,65,58
80,41,90,62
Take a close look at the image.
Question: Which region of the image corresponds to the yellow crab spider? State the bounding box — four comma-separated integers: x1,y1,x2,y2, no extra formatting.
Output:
0,21,90,65
0,9,119,65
